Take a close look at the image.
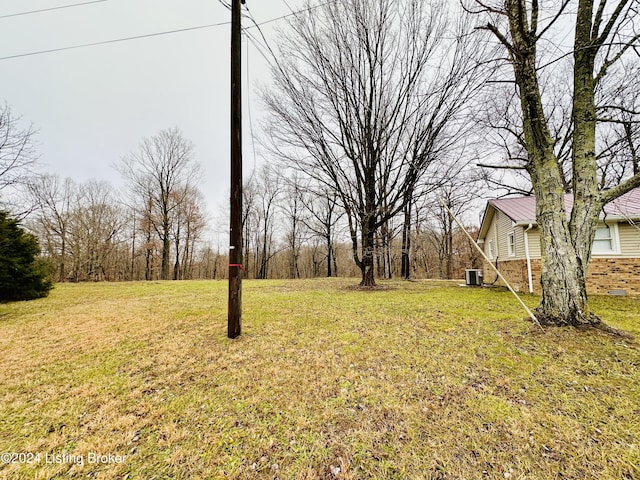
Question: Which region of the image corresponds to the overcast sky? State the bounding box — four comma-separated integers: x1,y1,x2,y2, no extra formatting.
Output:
0,0,302,234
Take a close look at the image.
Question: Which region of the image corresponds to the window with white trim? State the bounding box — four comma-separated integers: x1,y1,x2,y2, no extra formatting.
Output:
488,240,495,260
507,232,516,257
592,224,619,254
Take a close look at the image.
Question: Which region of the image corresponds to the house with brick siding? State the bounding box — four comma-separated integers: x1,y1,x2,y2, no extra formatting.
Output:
477,188,640,295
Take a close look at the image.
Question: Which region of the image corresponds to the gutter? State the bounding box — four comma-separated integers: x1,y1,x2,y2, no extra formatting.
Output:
524,223,534,294
514,215,640,227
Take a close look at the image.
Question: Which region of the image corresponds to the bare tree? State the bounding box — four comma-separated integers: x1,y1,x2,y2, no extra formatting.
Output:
400,197,414,280
68,180,123,281
0,103,38,213
172,185,207,280
140,195,159,280
263,0,489,286
29,174,74,281
279,172,309,279
471,0,640,326
300,184,344,278
30,177,124,281
422,171,484,279
117,128,202,280
596,66,640,187
255,165,282,280
241,175,259,278
377,216,400,280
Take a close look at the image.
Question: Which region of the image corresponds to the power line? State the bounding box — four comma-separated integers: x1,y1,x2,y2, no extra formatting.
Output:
0,1,334,62
245,33,258,172
242,27,275,66
240,0,338,66
0,0,109,20
0,21,230,61
243,6,278,66
281,0,296,14
243,0,336,29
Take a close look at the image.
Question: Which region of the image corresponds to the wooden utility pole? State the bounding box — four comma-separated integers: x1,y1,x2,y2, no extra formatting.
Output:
228,0,244,339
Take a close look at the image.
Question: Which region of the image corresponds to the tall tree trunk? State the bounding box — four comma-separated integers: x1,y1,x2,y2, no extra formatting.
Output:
533,176,595,325
326,233,333,277
360,218,376,286
161,214,171,281
173,224,181,281
130,216,136,281
565,0,602,323
401,200,411,280
385,240,392,279
332,244,338,277
504,0,597,326
381,223,392,279
212,253,218,279
161,234,170,280
445,215,453,279
59,234,66,282
145,251,151,280
375,233,383,278
145,228,152,281
525,100,595,326
181,225,191,280
258,233,268,280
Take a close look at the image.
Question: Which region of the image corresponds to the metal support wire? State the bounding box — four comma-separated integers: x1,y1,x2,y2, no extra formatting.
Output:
440,199,542,329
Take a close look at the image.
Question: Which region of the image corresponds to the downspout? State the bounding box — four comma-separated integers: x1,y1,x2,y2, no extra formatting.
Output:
524,224,534,294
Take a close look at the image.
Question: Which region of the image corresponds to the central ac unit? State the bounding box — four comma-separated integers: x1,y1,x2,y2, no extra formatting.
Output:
465,269,483,286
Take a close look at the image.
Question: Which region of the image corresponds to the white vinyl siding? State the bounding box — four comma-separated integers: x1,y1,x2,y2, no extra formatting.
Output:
617,222,640,256
495,211,513,259
525,228,541,258
481,210,529,260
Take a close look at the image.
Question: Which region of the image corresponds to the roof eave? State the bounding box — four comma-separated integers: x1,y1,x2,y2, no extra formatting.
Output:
514,220,538,227
601,214,640,223
513,215,640,227
477,202,496,240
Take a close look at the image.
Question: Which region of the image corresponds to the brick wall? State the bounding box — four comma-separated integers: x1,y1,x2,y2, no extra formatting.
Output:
482,257,640,295
482,259,529,292
586,258,640,295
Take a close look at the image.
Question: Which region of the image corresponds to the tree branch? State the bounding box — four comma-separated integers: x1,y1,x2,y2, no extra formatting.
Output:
597,117,640,124
595,0,632,47
530,0,539,35
601,172,640,204
595,33,640,84
535,0,571,40
478,23,514,52
593,0,609,40
477,162,528,170
469,0,508,16
596,104,640,115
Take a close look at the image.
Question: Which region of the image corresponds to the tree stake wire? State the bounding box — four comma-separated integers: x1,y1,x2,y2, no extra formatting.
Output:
440,199,542,329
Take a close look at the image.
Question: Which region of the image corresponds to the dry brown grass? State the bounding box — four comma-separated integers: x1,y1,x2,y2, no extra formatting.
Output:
0,279,638,479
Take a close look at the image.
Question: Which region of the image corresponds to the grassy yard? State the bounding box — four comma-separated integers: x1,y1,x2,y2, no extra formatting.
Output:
0,279,638,480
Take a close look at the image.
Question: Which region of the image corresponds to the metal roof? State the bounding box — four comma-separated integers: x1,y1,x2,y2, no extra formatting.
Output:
488,195,537,223
605,188,640,220
478,187,640,239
